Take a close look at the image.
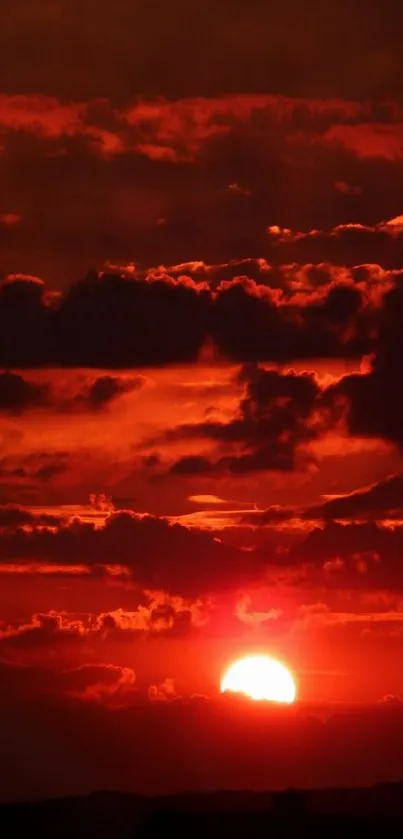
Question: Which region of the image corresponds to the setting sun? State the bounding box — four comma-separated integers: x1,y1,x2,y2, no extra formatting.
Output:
221,655,296,703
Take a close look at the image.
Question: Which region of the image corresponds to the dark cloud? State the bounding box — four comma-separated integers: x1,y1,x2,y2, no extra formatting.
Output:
240,505,299,526
236,490,403,590
0,452,69,488
248,470,403,524
0,658,135,706
170,365,321,474
0,369,143,413
326,281,403,446
0,611,85,648
75,375,143,409
291,521,403,590
240,471,403,529
58,663,136,701
0,277,50,366
0,511,260,596
0,505,61,528
171,456,214,476
307,473,403,521
1,255,401,367
54,273,211,367
0,266,386,366
0,371,49,412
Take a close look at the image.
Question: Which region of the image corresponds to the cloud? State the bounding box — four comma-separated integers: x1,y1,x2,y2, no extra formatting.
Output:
240,505,302,526
169,365,321,474
2,90,403,284
4,270,187,367
95,592,210,639
148,677,178,701
323,123,403,161
0,371,49,412
0,93,394,162
238,467,403,528
74,375,143,409
295,602,403,632
0,504,61,527
64,374,145,411
0,658,136,706
62,663,136,703
188,494,227,504
171,455,214,475
0,260,398,367
324,280,403,447
0,370,144,413
0,93,402,166
0,451,69,486
0,592,210,650
266,219,403,269
380,694,403,706
291,521,403,591
246,471,403,525
0,511,259,596
0,611,86,648
307,473,403,521
235,595,282,625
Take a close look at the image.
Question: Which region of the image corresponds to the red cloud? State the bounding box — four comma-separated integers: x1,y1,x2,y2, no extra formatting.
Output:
148,677,178,701
0,611,86,647
0,658,136,707
0,93,401,163
0,594,210,649
65,663,136,703
323,123,403,160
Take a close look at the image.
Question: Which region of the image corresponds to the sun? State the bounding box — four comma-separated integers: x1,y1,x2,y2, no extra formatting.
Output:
220,655,296,703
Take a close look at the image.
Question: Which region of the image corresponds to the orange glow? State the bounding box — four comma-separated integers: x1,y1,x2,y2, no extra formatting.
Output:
221,655,296,703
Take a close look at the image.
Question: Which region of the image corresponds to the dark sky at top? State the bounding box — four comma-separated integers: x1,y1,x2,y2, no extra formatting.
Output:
1,0,402,101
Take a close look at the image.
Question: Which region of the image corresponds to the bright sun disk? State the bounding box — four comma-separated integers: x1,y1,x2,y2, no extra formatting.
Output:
220,655,296,703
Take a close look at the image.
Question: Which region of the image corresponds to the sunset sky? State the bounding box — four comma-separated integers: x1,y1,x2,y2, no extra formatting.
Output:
2,0,403,802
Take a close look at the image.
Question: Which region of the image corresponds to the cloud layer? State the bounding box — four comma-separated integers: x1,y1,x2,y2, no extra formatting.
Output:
0,257,401,366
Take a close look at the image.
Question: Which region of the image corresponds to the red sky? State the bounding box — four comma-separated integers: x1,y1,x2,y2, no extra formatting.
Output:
2,0,403,802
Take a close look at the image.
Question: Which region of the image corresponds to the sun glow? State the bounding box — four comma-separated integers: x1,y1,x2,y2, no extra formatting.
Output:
220,655,296,703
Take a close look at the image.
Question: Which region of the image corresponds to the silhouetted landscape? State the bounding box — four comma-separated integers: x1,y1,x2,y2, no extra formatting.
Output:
2,784,403,838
